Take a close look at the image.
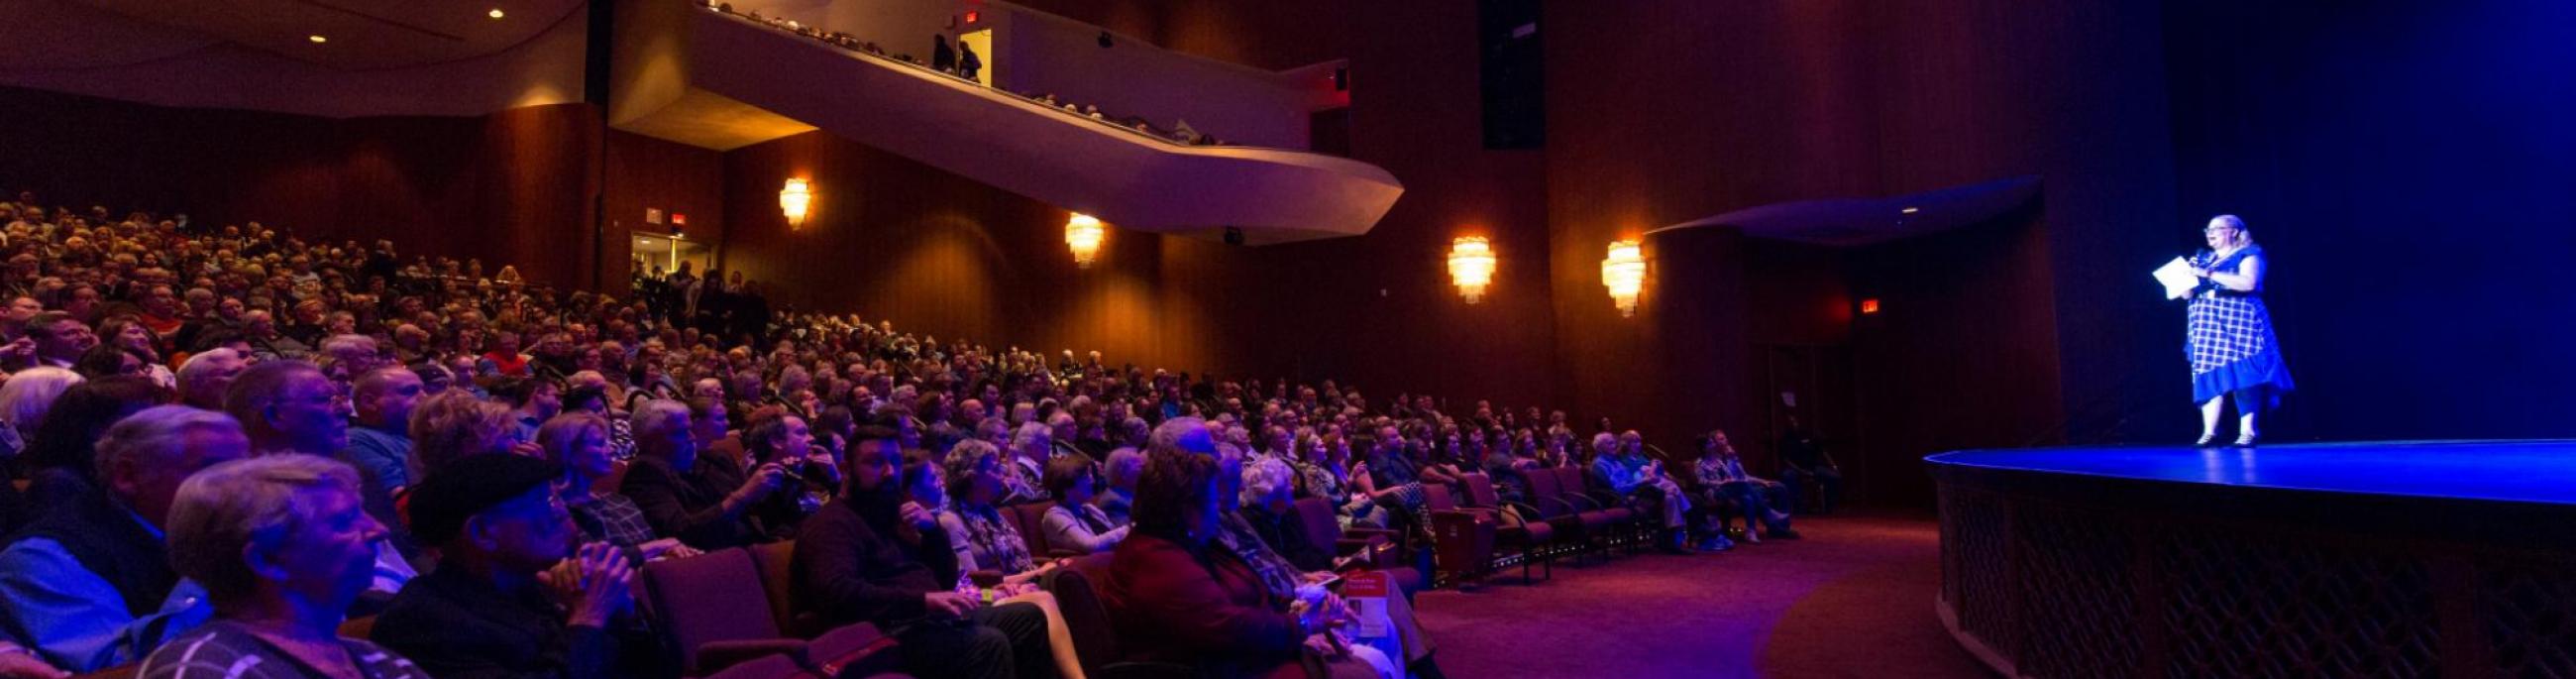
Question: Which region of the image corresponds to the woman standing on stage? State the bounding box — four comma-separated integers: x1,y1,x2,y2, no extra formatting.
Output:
2189,214,2295,446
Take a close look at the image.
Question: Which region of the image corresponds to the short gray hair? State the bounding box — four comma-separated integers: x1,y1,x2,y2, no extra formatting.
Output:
1103,446,1144,488
1149,416,1213,455
0,366,82,433
165,454,361,606
95,405,245,483
630,398,691,441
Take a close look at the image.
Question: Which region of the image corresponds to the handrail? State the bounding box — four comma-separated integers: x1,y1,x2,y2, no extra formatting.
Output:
698,3,1290,151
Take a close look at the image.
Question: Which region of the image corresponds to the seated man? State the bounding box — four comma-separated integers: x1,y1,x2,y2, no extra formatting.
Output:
372,454,672,679
224,360,415,595
1592,430,1693,554
619,399,788,549
0,406,249,672
1693,430,1797,542
793,428,1055,679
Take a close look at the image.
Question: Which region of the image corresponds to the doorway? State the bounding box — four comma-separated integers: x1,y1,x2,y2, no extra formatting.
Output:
632,232,711,282
1763,344,1859,503
956,29,995,86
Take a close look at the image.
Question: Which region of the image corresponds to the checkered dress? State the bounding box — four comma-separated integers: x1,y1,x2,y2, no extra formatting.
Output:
2187,246,2294,403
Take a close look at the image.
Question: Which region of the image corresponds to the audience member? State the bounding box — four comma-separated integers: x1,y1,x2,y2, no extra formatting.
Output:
619,399,786,549
0,406,247,672
538,413,696,561
141,455,430,679
373,454,672,679
793,429,1056,679
1039,454,1127,553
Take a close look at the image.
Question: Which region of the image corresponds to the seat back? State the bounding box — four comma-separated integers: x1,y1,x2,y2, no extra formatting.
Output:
642,547,785,670
1557,467,1597,496
746,540,801,636
1291,497,1342,554
1423,483,1458,511
701,653,807,679
1461,474,1501,509
1009,501,1056,554
1524,468,1563,516
1042,561,1125,674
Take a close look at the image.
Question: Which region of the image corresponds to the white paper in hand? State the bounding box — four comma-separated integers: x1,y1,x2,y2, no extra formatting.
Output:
2152,257,2200,299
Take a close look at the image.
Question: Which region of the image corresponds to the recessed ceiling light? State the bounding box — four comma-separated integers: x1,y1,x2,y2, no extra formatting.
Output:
1900,206,1920,214
488,8,505,19
307,35,328,43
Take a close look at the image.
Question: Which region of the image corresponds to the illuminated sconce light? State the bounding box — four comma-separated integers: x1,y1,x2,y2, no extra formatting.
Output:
1065,213,1106,269
779,177,812,228
1601,239,1645,317
1448,236,1497,303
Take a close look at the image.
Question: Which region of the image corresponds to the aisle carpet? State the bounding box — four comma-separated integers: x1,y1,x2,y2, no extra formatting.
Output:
1406,513,1989,678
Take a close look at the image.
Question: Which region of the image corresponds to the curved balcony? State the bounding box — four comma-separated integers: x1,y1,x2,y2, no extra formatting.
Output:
609,1,1402,244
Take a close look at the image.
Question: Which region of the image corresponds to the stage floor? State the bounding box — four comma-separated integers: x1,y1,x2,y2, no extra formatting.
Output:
1926,440,2576,507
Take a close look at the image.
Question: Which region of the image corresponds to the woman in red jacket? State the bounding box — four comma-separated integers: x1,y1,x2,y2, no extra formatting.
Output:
1102,449,1378,679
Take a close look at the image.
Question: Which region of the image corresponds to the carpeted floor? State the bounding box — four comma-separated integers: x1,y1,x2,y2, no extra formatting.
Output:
1407,512,1989,679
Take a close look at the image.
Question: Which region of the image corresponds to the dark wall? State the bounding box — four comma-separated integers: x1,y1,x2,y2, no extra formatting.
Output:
2161,0,2576,440
714,129,1283,376
0,86,601,290
1846,208,2058,508
603,130,726,286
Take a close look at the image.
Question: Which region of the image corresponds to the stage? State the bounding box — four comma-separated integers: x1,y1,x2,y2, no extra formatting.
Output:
1927,441,2576,679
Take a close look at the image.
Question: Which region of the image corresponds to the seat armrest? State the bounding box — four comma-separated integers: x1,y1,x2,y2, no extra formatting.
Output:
696,638,808,675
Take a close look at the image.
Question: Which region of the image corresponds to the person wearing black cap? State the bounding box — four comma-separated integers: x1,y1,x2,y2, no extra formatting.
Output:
370,454,674,679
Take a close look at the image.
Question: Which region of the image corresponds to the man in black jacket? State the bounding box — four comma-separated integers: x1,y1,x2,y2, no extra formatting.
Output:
373,453,671,679
619,399,787,550
794,429,1053,679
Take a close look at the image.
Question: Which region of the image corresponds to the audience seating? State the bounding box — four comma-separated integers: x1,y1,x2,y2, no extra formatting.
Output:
643,548,813,674
1042,555,1197,679
1421,484,1499,587
1003,501,1083,558
746,541,809,636
1462,475,1556,586
1290,497,1423,596
702,654,811,679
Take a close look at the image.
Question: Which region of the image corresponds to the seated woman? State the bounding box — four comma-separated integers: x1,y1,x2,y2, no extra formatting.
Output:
536,413,699,562
141,455,432,679
1290,430,1388,530
1693,429,1797,546
1103,449,1381,679
919,456,1087,679
1038,454,1128,554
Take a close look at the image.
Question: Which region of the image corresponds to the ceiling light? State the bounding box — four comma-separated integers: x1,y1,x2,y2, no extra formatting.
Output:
488,8,506,19
307,35,328,44
1900,206,1920,214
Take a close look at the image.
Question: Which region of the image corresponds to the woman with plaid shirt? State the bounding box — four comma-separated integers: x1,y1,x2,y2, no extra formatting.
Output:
2188,215,2296,446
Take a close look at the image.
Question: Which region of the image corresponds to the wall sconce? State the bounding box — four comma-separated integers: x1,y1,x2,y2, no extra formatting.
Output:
1065,213,1106,269
779,177,812,228
1602,239,1645,317
1447,236,1497,303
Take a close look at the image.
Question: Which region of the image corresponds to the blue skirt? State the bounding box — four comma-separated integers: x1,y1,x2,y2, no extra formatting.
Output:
2188,294,2294,404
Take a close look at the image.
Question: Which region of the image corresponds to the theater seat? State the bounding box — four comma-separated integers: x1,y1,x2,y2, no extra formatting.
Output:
746,541,805,635
642,548,809,675
1043,559,1198,679
1293,497,1425,595
700,653,810,679
1009,501,1081,558
1457,473,1556,584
